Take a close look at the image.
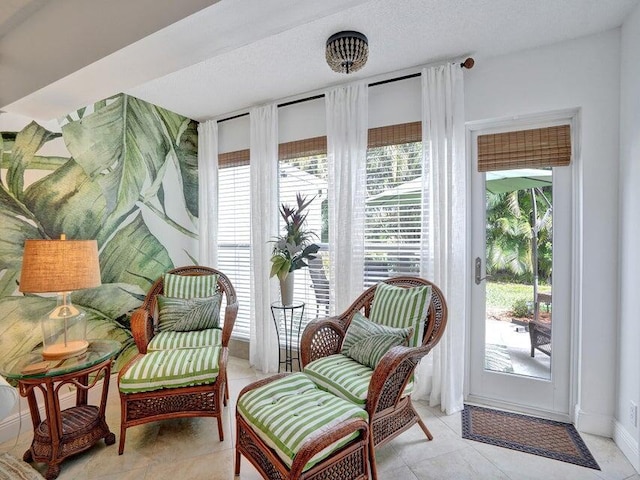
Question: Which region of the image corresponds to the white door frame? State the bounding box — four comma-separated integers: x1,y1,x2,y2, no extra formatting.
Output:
463,108,581,422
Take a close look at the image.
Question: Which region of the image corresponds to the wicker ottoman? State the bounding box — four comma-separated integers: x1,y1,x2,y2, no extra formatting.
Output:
235,373,370,480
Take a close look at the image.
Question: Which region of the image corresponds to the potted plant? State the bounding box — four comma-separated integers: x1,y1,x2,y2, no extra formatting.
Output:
270,193,320,305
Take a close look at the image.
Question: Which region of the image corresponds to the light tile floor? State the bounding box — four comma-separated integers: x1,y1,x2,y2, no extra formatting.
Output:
1,356,637,480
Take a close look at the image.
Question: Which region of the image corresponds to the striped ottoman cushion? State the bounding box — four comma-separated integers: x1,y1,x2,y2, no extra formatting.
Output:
148,328,222,351
237,373,368,472
304,354,414,405
119,346,221,394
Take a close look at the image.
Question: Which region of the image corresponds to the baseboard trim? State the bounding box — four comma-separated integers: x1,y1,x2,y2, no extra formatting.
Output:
613,421,640,472
465,394,570,423
574,406,614,437
0,377,107,445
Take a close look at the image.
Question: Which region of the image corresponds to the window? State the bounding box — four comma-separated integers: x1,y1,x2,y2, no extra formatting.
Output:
217,121,422,339
218,151,251,339
278,137,329,325
364,122,422,287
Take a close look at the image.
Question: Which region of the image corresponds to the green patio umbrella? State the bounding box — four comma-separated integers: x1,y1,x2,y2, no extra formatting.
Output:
366,168,553,322
486,168,552,194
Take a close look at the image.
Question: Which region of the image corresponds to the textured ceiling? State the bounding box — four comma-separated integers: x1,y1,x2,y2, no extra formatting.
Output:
0,0,45,39
3,0,639,121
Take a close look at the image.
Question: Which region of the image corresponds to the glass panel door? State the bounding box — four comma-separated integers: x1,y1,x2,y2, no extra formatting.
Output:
483,168,553,380
468,126,573,420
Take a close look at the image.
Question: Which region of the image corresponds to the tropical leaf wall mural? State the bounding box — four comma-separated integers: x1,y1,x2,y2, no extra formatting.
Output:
0,94,198,370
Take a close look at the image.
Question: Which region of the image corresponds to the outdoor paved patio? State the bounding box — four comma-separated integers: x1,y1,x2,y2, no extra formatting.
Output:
485,318,551,379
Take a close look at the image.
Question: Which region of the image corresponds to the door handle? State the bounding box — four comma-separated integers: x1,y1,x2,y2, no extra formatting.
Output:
475,257,490,285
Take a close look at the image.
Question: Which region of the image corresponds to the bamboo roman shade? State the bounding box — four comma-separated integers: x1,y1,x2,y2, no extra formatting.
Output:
368,121,421,148
477,125,571,172
220,121,422,167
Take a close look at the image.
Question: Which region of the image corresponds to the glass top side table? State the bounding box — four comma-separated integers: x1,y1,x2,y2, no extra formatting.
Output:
0,340,121,480
270,302,305,372
1,340,121,380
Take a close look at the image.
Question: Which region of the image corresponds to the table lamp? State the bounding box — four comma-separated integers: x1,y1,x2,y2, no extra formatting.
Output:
19,235,101,360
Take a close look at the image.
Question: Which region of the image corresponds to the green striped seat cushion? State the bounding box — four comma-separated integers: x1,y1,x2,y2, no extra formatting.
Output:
237,373,368,472
304,354,371,405
369,282,432,347
148,328,222,351
341,312,413,368
119,346,221,394
157,293,222,332
163,273,218,298
304,354,414,405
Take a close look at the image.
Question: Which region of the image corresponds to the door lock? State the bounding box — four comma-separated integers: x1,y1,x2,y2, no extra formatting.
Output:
474,257,490,285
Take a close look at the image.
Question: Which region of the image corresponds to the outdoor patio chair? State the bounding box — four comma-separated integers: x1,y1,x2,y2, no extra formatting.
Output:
529,292,551,357
308,256,329,315
300,276,447,480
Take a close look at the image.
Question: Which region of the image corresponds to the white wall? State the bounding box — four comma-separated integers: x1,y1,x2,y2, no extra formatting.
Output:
217,77,422,153
465,30,621,436
617,2,640,471
216,30,626,441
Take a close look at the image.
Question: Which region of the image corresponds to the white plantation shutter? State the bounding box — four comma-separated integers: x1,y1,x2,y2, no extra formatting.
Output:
364,122,422,287
218,151,252,339
215,122,422,338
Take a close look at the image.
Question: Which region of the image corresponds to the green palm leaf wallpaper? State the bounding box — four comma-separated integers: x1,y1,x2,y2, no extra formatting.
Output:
0,94,199,370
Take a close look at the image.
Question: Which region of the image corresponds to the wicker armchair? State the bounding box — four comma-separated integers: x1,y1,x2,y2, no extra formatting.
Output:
117,266,238,454
300,276,447,480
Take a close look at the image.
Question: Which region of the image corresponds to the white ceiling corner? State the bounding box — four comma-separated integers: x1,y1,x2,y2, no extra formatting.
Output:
2,0,639,122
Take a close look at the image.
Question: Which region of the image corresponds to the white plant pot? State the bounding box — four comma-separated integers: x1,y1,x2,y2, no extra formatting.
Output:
279,272,295,306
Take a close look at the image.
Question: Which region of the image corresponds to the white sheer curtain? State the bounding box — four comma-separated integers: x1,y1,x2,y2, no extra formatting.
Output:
197,120,218,267
0,375,18,420
325,83,368,313
249,104,280,373
414,62,467,415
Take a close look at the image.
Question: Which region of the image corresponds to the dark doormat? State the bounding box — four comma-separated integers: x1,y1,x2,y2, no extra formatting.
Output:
461,404,600,470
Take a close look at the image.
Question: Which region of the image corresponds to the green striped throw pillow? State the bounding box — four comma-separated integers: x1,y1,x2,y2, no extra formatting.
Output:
341,312,412,368
157,293,222,331
369,282,432,347
163,273,218,298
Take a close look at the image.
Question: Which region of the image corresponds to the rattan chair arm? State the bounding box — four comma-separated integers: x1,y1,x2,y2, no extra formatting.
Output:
300,317,346,367
289,417,369,478
366,344,432,414
217,346,229,391
117,353,143,381
130,307,153,354
221,300,239,347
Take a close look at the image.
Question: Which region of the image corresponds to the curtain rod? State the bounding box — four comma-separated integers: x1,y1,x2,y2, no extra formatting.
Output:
217,57,474,124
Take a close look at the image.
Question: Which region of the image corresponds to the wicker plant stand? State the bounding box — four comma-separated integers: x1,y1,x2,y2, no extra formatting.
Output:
235,375,370,480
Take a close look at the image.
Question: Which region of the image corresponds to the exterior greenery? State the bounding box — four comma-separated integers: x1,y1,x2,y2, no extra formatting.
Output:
486,187,553,284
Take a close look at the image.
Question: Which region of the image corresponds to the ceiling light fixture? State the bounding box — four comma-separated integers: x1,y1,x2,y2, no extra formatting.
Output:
326,31,368,74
